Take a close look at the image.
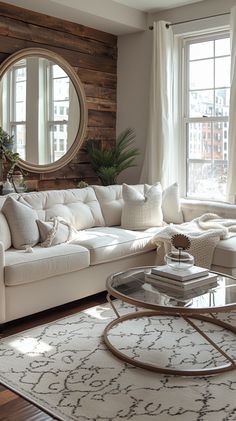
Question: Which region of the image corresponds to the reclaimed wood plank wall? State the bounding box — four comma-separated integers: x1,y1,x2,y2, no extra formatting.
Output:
0,1,117,190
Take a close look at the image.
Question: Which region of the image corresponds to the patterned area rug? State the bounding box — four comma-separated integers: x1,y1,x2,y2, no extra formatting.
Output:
0,302,236,421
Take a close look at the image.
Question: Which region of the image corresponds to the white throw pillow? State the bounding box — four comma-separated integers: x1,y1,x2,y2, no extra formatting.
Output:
162,182,184,224
2,196,40,249
92,185,123,226
0,212,12,250
37,217,78,247
121,183,163,230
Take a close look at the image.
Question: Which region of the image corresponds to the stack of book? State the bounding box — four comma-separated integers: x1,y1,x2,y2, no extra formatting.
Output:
145,265,218,294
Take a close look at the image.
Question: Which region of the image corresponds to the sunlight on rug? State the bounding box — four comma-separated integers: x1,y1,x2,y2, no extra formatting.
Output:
0,301,236,421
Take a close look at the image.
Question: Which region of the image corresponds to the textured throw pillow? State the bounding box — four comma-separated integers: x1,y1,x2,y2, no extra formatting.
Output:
121,183,163,230
37,217,78,247
162,182,184,224
2,196,40,249
0,211,12,250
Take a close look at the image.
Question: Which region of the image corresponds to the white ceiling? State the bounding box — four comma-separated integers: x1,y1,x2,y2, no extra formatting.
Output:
2,0,205,34
112,0,204,13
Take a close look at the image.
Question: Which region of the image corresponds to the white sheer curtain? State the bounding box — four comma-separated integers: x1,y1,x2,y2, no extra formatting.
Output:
226,5,236,203
140,21,181,189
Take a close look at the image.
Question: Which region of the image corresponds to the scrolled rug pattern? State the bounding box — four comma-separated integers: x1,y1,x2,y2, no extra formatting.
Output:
0,302,235,421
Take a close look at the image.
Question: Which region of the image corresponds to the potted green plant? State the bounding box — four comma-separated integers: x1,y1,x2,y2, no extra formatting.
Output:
0,127,21,192
86,128,139,186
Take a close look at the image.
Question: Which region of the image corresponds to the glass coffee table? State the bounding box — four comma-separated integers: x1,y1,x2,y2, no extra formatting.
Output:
103,266,236,376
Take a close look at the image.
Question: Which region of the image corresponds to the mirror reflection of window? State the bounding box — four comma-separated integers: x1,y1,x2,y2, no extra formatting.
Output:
2,59,27,160
0,56,80,165
48,63,69,162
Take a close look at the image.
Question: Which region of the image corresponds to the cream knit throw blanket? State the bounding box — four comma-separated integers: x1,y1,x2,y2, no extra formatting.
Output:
152,213,236,269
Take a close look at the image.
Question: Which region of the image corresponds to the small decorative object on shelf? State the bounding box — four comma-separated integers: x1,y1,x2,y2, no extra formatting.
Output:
77,180,89,188
24,179,38,192
2,178,14,195
165,233,194,270
0,127,27,193
11,171,26,193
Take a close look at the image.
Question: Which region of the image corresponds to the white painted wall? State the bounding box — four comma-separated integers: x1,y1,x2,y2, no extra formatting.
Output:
117,30,152,184
150,0,235,26
117,0,235,184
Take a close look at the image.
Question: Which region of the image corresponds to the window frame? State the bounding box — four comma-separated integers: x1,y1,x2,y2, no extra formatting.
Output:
181,30,230,201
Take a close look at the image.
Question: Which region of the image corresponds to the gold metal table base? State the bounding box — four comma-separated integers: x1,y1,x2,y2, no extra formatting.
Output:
103,308,236,376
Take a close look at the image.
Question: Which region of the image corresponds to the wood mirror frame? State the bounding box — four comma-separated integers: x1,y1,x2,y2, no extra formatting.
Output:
0,48,88,173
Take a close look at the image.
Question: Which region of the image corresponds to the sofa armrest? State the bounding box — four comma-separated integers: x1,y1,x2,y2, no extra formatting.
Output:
180,198,236,222
0,241,5,324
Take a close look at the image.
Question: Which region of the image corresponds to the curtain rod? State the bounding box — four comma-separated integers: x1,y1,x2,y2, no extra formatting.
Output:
149,11,230,30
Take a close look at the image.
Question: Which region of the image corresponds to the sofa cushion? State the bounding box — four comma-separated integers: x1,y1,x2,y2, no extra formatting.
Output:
92,185,123,226
21,187,105,230
4,244,90,286
0,212,11,250
121,183,163,230
72,226,161,265
93,184,146,227
37,218,78,247
2,196,40,249
0,197,12,250
212,236,236,268
92,184,147,227
181,199,236,222
92,184,151,227
162,183,184,224
93,183,182,227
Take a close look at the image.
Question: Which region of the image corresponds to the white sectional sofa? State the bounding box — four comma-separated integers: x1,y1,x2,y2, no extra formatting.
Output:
1,183,236,325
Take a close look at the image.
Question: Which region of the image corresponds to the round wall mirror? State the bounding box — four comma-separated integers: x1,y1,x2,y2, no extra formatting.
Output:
0,48,87,173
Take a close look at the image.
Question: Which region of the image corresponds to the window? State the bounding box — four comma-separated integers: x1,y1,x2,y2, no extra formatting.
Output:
183,32,230,200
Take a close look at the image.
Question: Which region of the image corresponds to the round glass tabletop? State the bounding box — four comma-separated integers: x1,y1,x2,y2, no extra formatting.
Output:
106,266,236,314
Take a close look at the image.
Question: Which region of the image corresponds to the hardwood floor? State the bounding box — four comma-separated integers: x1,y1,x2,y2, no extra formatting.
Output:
0,292,107,421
